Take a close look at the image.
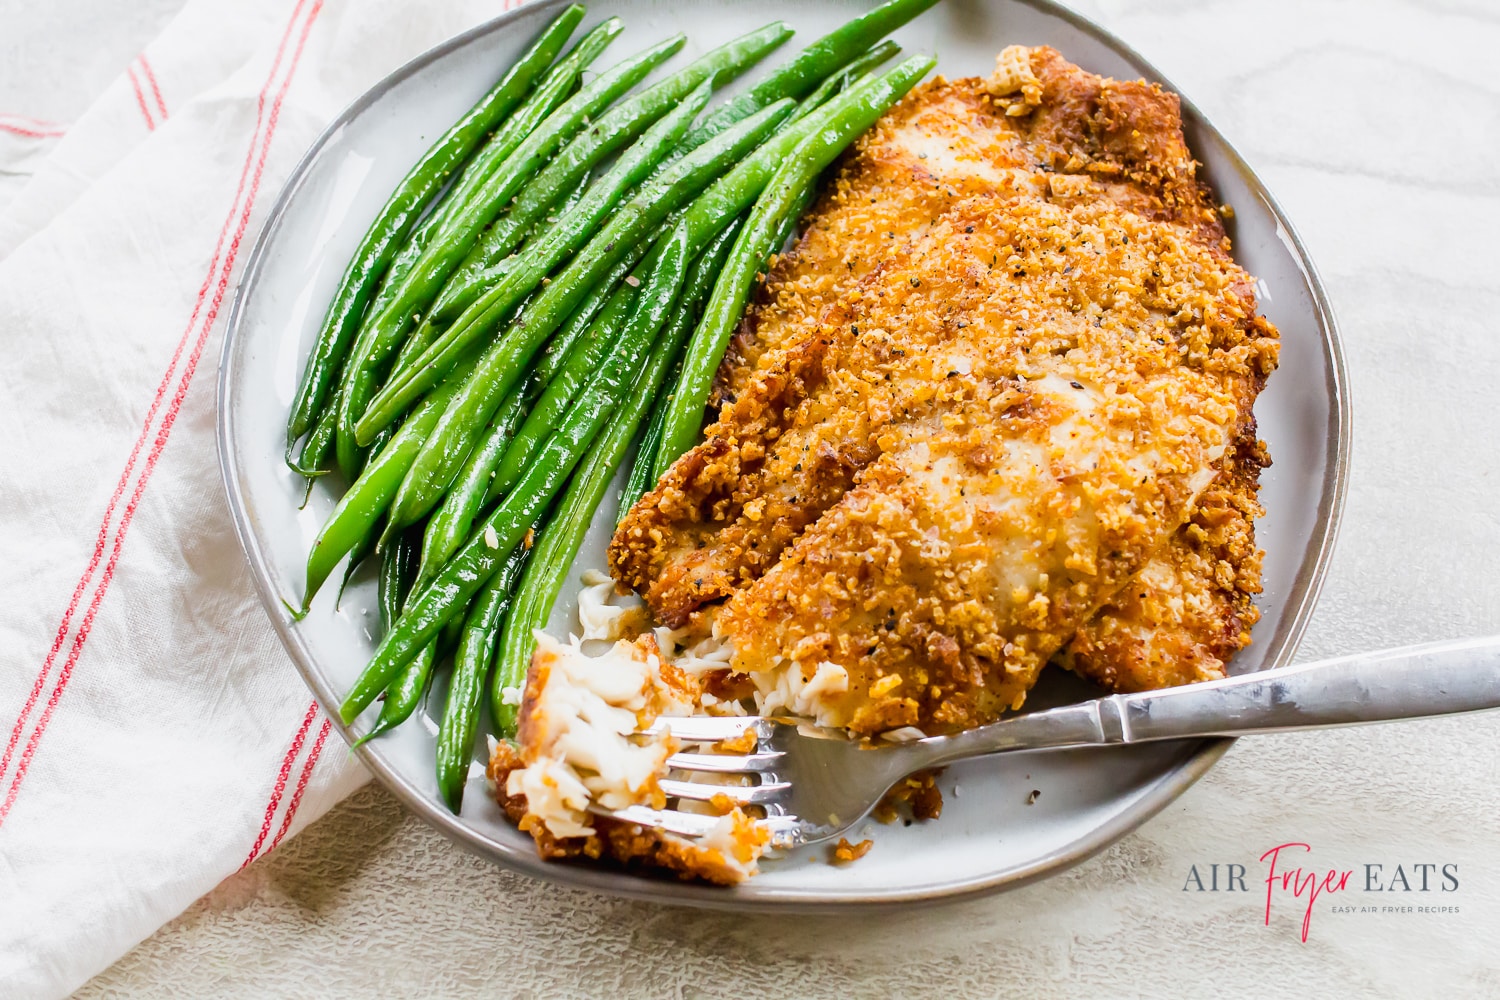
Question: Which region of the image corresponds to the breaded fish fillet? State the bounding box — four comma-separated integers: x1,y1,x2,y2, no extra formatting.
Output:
611,47,1278,733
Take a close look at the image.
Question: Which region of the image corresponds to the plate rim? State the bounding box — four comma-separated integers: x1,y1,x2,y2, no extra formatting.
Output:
217,0,1351,910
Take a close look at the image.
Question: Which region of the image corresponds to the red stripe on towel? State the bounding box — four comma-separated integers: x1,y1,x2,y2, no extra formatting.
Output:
126,64,157,130
0,0,315,793
139,55,170,120
241,702,320,869
0,0,325,828
267,718,333,854
0,120,65,139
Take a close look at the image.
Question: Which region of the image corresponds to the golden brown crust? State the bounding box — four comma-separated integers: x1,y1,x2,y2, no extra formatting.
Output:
873,771,944,824
832,838,875,864
1062,417,1268,691
609,49,1279,735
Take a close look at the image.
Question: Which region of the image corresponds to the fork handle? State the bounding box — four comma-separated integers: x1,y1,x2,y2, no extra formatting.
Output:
917,637,1500,768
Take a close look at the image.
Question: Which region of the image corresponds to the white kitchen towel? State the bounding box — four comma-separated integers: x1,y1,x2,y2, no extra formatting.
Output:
0,1,284,260
0,115,65,217
0,0,538,995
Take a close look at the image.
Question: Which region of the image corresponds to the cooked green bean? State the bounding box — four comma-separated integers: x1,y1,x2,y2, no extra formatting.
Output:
323,416,397,599
340,224,697,725
413,370,542,592
302,347,483,608
490,279,638,497
435,539,531,811
369,104,793,551
680,0,937,151
443,221,656,401
332,211,446,479
377,532,413,644
618,216,743,514
283,4,585,452
333,515,379,608
796,38,900,116
491,225,707,734
378,85,712,532
353,32,682,388
426,22,793,328
354,532,436,746
329,18,620,478
767,169,818,260
657,55,934,472
289,389,339,479
356,99,794,450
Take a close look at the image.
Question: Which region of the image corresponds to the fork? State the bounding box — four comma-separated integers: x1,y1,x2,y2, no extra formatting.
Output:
594,637,1500,849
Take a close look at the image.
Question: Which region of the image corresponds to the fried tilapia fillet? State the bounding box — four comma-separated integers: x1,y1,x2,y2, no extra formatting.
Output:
610,46,1279,734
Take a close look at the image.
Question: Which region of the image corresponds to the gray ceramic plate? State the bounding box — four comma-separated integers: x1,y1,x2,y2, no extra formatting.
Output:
219,0,1349,909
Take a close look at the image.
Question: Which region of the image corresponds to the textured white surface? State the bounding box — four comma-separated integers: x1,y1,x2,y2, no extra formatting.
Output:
2,0,1497,995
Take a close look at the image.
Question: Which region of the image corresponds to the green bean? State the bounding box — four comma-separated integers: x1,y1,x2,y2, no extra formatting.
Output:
340,224,696,724
433,18,624,234
618,217,744,515
413,370,542,593
354,532,437,746
283,5,585,452
357,99,795,451
363,87,730,449
332,211,446,478
321,414,398,600
426,22,793,328
355,33,682,382
289,390,339,480
377,88,712,534
441,62,854,530
404,73,702,408
371,104,793,545
490,280,638,497
302,348,483,608
419,254,517,336
491,225,707,734
551,166,592,219
339,467,549,723
360,640,435,742
627,187,814,500
439,229,652,537
533,263,635,387
445,220,656,397
680,0,938,151
435,538,531,812
657,56,934,471
768,170,818,259
331,18,623,477
377,532,414,641
796,39,900,117
484,164,593,293
440,602,467,654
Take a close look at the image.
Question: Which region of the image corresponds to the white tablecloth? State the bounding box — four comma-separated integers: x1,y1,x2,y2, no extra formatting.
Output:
4,0,1497,995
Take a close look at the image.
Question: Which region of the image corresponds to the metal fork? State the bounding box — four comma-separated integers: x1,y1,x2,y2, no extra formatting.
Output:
594,637,1500,849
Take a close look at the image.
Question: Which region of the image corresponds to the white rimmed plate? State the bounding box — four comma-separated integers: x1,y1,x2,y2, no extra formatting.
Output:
219,0,1349,909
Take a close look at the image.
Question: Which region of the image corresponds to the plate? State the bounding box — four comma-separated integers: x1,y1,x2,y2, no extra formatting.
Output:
218,0,1349,909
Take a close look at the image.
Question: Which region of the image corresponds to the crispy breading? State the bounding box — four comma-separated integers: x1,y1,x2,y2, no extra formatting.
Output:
610,48,1278,734
1061,421,1268,691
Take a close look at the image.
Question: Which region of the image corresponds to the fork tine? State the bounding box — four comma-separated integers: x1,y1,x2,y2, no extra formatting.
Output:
667,750,785,773
593,805,723,838
643,716,772,743
659,778,791,805
594,805,803,840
